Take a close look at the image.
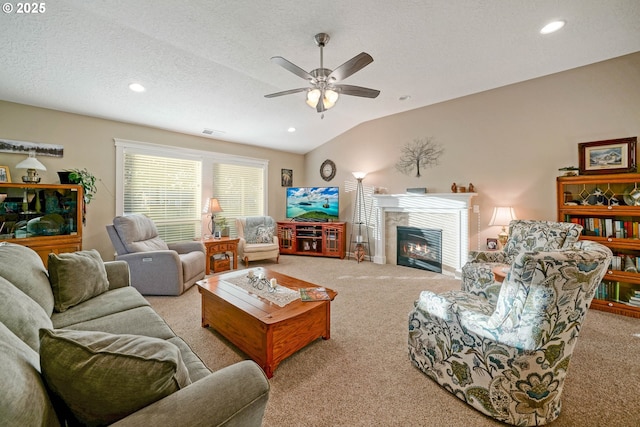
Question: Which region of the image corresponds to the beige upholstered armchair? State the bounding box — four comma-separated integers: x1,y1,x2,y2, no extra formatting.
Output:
409,240,611,426
236,216,280,266
106,214,206,296
461,220,583,303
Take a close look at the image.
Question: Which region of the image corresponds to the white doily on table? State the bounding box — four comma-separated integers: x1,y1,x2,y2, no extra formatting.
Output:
221,268,300,307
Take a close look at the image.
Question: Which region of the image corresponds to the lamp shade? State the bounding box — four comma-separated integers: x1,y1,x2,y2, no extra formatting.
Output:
202,197,223,214
488,207,517,227
352,171,367,180
16,152,46,171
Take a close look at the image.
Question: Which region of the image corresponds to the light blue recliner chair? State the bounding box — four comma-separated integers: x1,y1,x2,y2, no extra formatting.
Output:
106,214,206,295
408,240,611,425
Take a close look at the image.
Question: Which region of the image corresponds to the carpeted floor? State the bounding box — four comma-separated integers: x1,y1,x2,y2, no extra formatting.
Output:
146,255,640,427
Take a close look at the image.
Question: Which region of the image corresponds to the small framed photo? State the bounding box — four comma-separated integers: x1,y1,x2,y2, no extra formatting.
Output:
0,166,11,183
579,137,637,175
486,238,498,251
281,168,293,187
213,231,221,239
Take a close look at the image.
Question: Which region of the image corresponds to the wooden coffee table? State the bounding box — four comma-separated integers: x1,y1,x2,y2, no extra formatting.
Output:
196,268,337,378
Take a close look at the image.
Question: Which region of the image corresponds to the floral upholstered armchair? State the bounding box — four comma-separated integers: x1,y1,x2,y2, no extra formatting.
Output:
408,240,611,426
461,220,584,304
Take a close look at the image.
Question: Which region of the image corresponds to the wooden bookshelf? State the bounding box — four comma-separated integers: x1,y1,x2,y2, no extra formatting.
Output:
557,173,640,318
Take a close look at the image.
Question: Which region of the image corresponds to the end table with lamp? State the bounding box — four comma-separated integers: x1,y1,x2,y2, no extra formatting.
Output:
197,236,240,274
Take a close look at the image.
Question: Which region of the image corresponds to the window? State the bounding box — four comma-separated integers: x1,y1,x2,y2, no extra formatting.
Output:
115,139,268,242
212,162,265,237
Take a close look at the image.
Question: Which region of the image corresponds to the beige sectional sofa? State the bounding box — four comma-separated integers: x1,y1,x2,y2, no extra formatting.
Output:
0,242,269,426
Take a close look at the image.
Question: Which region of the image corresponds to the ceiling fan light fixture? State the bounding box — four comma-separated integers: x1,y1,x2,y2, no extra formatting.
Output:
324,89,339,108
306,89,321,108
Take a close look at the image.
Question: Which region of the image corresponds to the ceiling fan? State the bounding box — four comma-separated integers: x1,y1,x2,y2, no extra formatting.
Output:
265,33,380,114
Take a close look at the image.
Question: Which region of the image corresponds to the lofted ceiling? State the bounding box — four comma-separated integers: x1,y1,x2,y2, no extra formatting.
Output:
1,1,639,154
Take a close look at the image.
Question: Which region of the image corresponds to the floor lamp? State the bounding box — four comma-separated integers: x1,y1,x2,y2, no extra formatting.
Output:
349,171,370,262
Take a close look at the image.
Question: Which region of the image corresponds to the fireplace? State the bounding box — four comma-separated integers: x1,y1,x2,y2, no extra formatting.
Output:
397,226,442,273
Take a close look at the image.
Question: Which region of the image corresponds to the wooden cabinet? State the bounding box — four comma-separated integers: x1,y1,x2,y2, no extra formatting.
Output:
277,221,346,259
557,173,640,318
0,182,83,267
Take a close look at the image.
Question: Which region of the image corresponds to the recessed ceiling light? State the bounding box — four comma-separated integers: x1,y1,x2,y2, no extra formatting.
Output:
540,20,566,35
287,127,296,133
128,83,146,92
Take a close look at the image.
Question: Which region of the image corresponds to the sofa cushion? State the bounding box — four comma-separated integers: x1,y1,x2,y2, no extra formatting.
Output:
0,242,55,316
50,286,150,329
48,250,110,313
0,276,53,351
167,336,212,382
0,321,60,427
54,306,176,340
40,329,192,426
113,214,169,253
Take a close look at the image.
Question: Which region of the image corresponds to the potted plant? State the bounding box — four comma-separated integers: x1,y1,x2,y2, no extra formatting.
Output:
66,168,97,224
214,216,229,237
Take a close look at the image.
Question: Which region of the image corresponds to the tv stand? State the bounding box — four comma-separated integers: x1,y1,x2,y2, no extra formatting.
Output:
277,221,346,259
290,217,328,222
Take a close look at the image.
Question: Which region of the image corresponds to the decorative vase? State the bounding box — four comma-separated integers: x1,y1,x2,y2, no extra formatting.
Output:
57,171,72,184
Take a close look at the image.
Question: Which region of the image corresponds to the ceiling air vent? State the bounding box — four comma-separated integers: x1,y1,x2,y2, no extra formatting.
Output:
202,128,225,136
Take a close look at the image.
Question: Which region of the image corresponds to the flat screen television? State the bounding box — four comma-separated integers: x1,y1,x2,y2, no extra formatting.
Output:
286,187,339,220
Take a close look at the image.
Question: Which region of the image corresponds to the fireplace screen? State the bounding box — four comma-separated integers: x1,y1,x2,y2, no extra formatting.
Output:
397,226,442,273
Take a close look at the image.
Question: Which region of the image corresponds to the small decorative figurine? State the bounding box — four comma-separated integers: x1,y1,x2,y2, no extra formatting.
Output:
451,182,457,193
468,183,475,192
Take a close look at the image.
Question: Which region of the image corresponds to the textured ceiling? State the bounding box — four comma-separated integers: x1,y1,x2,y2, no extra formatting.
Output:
1,0,639,154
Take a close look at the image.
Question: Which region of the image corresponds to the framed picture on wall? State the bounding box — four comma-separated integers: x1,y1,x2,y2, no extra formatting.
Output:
0,166,11,183
578,137,637,175
281,168,293,187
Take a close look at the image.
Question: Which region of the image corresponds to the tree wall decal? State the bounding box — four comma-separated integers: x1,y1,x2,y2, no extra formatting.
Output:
395,137,444,177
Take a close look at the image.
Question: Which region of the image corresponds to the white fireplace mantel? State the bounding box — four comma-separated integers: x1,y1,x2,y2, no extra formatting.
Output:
371,193,476,271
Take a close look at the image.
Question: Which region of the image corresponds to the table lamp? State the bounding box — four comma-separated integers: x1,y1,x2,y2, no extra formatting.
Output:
16,151,46,183
489,206,517,248
203,197,223,237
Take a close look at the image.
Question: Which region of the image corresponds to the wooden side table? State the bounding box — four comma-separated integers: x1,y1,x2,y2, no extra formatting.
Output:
492,264,510,283
197,237,239,275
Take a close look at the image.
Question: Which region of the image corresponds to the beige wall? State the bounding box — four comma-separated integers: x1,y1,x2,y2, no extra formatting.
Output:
1,52,639,260
0,101,304,259
304,52,640,251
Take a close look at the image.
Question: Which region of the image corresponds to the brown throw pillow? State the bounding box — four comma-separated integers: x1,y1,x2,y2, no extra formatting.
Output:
39,329,192,426
48,250,109,312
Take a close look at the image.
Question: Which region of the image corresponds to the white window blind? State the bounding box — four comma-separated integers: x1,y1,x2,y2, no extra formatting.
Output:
212,162,265,236
123,152,202,242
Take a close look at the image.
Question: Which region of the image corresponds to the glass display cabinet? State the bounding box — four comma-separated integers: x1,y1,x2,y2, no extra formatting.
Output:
557,173,640,318
0,183,83,267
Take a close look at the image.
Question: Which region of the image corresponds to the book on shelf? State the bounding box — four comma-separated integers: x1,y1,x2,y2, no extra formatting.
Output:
299,287,331,301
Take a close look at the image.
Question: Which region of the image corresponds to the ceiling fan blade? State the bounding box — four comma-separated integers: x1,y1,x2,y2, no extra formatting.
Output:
327,52,373,82
335,84,380,98
271,56,314,81
264,88,308,98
